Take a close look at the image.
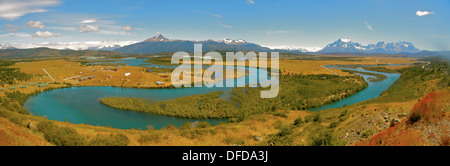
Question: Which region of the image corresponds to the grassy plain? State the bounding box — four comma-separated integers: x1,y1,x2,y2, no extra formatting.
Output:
12,60,173,88
279,56,415,75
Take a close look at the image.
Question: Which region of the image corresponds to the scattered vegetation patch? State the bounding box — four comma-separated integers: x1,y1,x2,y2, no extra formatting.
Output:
100,91,237,118
267,126,294,146
293,117,303,126
342,69,388,82
89,133,129,146
37,121,86,146
308,127,345,146
0,60,32,85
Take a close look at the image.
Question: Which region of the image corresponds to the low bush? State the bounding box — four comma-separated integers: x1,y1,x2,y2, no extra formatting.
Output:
273,111,288,118
139,133,165,144
293,117,303,126
37,121,86,146
89,133,129,146
361,130,375,139
309,129,344,146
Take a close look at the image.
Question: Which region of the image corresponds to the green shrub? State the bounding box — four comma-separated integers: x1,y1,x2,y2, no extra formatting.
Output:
228,118,240,123
139,133,164,144
273,111,288,118
180,129,216,139
328,121,339,129
196,121,211,128
339,110,348,118
37,122,86,146
267,126,294,146
179,121,192,130
313,113,321,123
309,129,344,146
293,117,303,126
89,133,129,146
277,127,293,137
361,130,375,138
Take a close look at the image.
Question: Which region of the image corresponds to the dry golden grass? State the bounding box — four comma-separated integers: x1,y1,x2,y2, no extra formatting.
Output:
280,56,415,75
55,110,310,146
0,117,50,146
13,60,173,88
11,60,248,91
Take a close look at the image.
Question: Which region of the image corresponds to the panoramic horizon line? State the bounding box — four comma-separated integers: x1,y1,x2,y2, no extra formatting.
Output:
2,34,433,51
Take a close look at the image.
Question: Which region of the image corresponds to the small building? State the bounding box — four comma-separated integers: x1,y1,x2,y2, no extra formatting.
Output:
0,88,4,91
20,85,26,88
9,86,15,90
155,81,165,85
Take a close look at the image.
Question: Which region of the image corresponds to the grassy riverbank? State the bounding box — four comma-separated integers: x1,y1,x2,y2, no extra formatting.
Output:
100,73,368,119
100,91,238,118
341,69,388,82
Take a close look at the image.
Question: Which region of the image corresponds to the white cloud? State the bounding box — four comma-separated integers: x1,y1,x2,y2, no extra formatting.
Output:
27,21,45,29
364,22,373,31
416,10,434,16
98,29,129,35
264,45,322,52
247,0,255,5
32,31,61,38
122,25,133,32
5,24,19,32
211,14,222,18
0,0,60,20
78,25,101,33
0,32,31,38
80,19,96,23
13,40,139,50
48,26,76,31
218,21,233,28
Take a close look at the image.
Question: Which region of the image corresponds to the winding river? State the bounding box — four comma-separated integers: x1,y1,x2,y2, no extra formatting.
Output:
24,59,401,129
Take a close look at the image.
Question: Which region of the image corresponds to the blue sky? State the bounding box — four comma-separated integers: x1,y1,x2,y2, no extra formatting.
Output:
0,0,449,51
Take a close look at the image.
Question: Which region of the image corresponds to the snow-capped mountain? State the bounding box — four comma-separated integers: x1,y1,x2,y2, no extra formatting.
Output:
143,34,170,42
267,46,322,52
319,38,421,53
365,41,420,53
319,38,366,53
0,43,16,49
115,34,271,54
9,41,139,51
217,38,247,44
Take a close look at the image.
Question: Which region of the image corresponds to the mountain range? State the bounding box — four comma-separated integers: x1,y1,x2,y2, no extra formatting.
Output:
0,35,428,55
319,38,421,54
114,34,271,53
